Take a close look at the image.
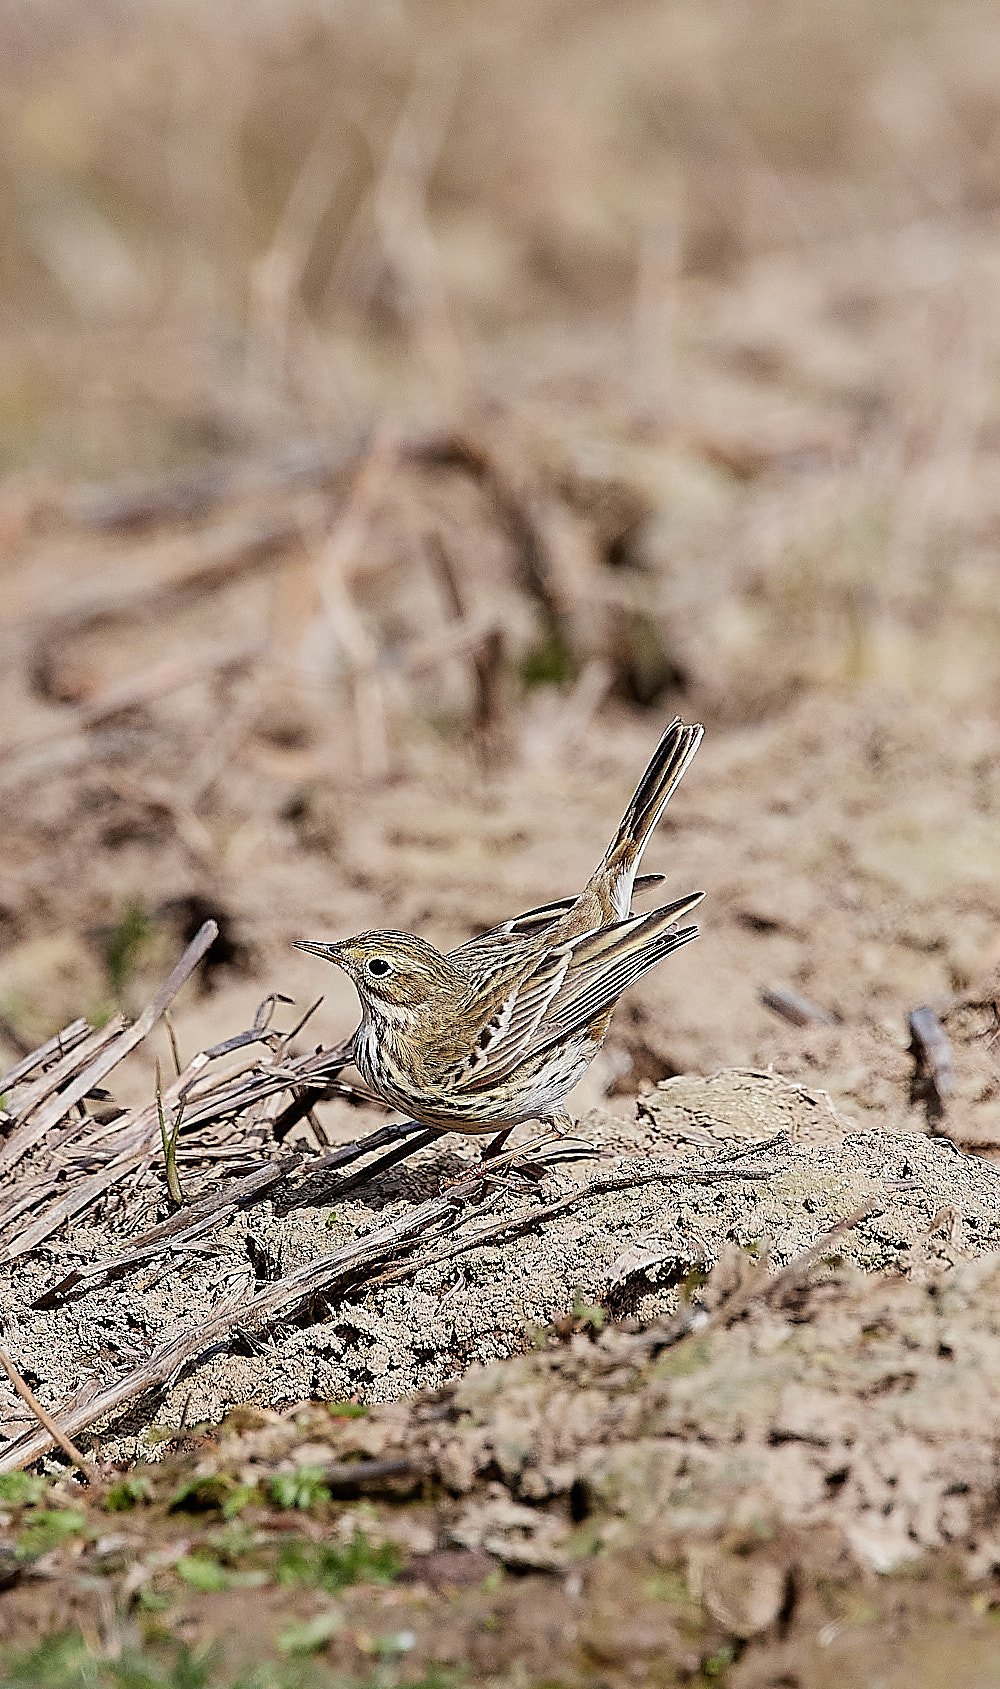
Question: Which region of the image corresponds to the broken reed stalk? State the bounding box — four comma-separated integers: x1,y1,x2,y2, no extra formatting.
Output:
909,1004,956,1122
0,1343,99,1485
0,641,263,773
760,985,838,1028
62,439,354,532
0,1017,128,1174
0,926,221,1256
0,1032,359,1261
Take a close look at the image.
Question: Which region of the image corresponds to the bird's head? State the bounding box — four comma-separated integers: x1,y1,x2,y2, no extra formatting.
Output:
294,930,459,1014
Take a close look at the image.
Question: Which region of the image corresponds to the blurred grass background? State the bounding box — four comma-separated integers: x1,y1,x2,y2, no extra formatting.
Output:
0,0,997,464
3,0,1000,716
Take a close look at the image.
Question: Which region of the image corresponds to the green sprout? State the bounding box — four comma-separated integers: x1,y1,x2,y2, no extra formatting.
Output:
102,1474,152,1513
267,1466,330,1512
103,902,152,1000
155,1061,186,1208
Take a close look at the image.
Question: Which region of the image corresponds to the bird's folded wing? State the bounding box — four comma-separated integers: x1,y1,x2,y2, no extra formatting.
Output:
451,891,702,1094
448,874,668,957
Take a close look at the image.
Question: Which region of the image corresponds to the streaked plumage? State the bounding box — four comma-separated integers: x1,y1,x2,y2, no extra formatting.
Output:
295,718,704,1141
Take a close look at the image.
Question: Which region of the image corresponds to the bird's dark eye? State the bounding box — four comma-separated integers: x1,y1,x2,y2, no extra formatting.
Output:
367,957,391,976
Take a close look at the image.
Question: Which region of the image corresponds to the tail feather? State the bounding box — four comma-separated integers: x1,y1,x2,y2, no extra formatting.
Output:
596,718,703,918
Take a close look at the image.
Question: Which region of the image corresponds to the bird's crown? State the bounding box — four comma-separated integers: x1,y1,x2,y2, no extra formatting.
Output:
294,930,460,1008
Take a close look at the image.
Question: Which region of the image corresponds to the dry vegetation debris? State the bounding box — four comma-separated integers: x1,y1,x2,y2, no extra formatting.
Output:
4,1062,1000,1477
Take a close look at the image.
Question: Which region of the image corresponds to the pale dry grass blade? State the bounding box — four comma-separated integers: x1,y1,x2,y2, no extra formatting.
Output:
0,1015,128,1174
0,1018,91,1096
0,1343,99,1484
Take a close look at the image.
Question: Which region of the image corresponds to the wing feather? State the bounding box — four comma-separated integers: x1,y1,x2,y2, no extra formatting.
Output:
451,892,702,1094
449,874,668,957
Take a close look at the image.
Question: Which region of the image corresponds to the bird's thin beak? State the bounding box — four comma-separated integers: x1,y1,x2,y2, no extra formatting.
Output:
293,940,342,962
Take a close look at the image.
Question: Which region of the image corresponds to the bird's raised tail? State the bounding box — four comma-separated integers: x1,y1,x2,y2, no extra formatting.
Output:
593,717,703,919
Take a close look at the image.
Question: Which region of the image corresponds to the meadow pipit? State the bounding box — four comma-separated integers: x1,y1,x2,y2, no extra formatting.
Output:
295,718,703,1154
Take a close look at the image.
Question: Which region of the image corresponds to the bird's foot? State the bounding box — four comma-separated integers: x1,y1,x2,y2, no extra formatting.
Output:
445,1129,560,1193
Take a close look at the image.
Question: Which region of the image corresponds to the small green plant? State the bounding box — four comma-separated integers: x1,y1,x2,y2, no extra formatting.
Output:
326,1401,367,1419
220,1485,257,1521
653,1337,711,1380
268,1466,330,1511
137,1587,174,1616
0,1632,213,1689
570,1291,605,1331
156,1062,186,1208
519,631,576,690
15,1508,87,1561
103,1473,152,1512
369,1629,416,1660
702,1643,736,1680
0,1632,95,1689
275,1530,401,1593
276,1613,342,1656
145,1421,213,1446
682,1264,711,1298
0,1627,461,1689
169,1474,254,1517
175,1552,231,1593
103,902,152,1000
0,1471,49,1506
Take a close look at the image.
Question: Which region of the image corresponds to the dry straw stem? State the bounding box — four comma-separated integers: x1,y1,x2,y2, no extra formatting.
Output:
909,1004,957,1127
0,922,219,1255
4,516,304,641
0,1019,91,1095
0,1135,788,1474
34,1120,439,1311
246,122,351,402
62,440,355,533
0,1023,357,1262
760,985,838,1028
0,1018,128,1180
372,55,463,400
0,1343,99,1486
0,1017,126,1158
3,1051,209,1260
312,421,403,778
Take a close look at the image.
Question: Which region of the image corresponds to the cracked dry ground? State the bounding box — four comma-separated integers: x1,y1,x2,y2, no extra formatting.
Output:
7,1236,1000,1689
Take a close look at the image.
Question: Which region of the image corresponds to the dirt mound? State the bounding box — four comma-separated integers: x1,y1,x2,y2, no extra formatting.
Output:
5,1072,1000,1474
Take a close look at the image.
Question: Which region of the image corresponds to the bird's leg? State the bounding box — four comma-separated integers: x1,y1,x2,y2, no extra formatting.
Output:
480,1126,516,1162
473,1117,573,1186
448,1130,550,1193
478,1116,562,1172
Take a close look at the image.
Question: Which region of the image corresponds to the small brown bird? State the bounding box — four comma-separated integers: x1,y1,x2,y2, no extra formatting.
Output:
295,718,703,1154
